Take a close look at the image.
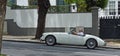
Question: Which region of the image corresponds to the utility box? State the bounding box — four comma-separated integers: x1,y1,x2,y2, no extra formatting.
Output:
70,3,77,12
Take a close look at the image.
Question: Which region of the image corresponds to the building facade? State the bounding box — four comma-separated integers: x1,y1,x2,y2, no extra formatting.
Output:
56,0,65,5
10,0,16,4
99,0,120,17
5,0,99,36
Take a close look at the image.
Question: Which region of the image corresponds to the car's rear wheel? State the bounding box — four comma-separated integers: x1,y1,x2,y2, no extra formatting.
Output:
86,39,97,49
45,35,56,46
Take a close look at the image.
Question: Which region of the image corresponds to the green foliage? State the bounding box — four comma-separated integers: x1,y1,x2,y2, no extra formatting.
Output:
10,5,70,13
11,5,37,9
57,5,70,13
77,0,87,12
48,5,70,13
97,0,108,9
0,54,6,56
64,0,87,12
64,0,108,12
86,0,108,9
64,0,77,4
48,6,57,13
28,0,37,5
7,0,16,7
7,0,12,7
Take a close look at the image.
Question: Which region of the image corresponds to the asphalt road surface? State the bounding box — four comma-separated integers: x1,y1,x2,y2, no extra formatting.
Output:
1,41,120,56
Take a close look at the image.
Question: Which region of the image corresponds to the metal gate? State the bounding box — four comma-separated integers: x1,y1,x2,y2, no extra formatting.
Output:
100,16,120,39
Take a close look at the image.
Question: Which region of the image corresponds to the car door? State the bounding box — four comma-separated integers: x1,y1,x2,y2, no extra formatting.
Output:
67,34,85,45
56,33,72,44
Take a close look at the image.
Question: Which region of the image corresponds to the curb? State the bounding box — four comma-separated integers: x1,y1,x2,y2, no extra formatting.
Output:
3,39,43,44
101,46,120,49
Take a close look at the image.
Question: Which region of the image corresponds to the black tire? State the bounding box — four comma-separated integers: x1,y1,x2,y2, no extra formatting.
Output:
45,35,56,46
86,39,97,49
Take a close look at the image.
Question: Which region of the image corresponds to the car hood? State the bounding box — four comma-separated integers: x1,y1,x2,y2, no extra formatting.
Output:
85,34,103,40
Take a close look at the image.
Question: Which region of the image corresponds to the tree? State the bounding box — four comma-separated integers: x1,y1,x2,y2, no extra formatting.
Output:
64,0,87,12
0,0,7,53
64,0,108,12
86,0,108,11
35,0,50,39
77,0,87,12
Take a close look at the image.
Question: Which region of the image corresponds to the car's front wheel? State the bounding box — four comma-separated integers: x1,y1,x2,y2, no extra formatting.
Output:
45,35,56,46
86,39,97,49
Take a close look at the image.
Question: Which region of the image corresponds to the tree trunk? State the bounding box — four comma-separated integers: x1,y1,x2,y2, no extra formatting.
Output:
0,0,7,53
35,0,50,39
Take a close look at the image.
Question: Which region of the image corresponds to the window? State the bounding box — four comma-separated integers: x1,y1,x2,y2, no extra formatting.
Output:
118,1,120,15
57,0,65,5
10,0,16,4
8,0,16,5
28,0,37,6
109,1,116,15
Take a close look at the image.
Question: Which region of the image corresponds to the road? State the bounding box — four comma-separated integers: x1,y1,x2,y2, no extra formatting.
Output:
1,41,120,56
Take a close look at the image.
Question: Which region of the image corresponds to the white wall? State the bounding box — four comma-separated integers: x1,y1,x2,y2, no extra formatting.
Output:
5,7,92,28
46,13,92,28
16,0,56,6
17,0,29,6
50,0,56,6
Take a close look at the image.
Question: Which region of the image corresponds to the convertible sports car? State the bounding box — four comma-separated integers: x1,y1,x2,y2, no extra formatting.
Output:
41,31,106,49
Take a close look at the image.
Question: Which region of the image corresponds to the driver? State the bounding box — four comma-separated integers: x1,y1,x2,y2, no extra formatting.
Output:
72,28,84,36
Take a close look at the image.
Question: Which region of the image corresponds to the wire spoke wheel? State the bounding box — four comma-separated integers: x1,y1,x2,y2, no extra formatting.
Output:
45,36,56,46
86,39,97,49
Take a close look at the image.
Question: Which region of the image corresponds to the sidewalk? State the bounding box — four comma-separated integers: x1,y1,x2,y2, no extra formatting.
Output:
2,35,42,43
104,39,120,49
2,35,120,49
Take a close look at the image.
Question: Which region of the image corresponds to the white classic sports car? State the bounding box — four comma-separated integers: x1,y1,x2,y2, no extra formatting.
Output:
41,32,106,49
